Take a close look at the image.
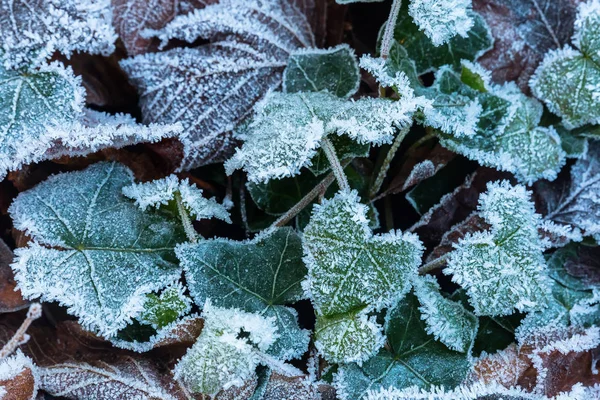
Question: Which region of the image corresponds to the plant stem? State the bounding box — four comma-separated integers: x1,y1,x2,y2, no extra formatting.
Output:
321,137,350,192
418,254,450,275
380,0,403,59
369,125,410,199
0,303,42,359
175,192,199,243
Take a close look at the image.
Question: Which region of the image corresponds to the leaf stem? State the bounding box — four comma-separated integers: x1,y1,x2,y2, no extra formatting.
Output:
380,0,403,60
321,137,350,192
369,125,410,199
0,303,42,359
418,254,450,275
174,192,199,243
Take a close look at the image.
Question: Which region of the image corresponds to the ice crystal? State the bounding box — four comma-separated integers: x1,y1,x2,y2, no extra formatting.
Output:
283,45,360,98
444,181,552,316
122,174,231,223
0,0,116,70
120,0,314,170
9,162,185,337
0,350,38,398
412,275,478,353
530,0,600,128
303,190,422,362
408,0,474,46
225,91,428,183
138,282,192,329
176,227,310,360
173,301,279,396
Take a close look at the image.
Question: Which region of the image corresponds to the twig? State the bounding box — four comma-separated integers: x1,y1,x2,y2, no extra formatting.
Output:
0,303,42,359
418,254,450,275
380,0,403,59
174,192,199,243
321,137,350,192
369,125,410,199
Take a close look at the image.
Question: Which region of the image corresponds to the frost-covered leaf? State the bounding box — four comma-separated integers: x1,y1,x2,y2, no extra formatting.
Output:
335,0,383,3
9,162,185,337
173,302,279,396
303,190,422,362
392,4,492,74
283,44,360,98
334,293,472,400
122,174,231,222
537,141,600,242
121,0,314,171
408,0,475,46
225,91,427,183
547,243,600,290
176,227,310,360
444,181,552,316
137,282,192,329
412,275,478,353
0,0,116,70
0,351,38,400
530,0,600,128
308,134,370,176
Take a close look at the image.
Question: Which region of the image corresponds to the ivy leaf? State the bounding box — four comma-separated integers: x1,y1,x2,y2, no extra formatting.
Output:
176,227,310,360
444,181,552,316
334,293,472,400
121,0,314,171
9,162,185,337
303,190,423,362
225,91,427,183
308,134,370,176
137,282,192,329
546,243,600,290
283,44,360,98
408,0,475,46
392,3,492,74
412,275,478,353
0,0,116,70
536,141,600,242
530,1,600,128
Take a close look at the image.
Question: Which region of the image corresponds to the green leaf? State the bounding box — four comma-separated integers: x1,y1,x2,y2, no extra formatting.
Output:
391,7,492,74
9,162,185,337
283,44,360,98
546,242,600,291
530,2,600,128
176,227,309,360
334,293,472,399
309,134,370,176
444,181,552,316
138,282,192,329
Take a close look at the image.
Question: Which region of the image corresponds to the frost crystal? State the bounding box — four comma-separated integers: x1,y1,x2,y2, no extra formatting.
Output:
408,0,474,46
176,228,310,361
412,275,478,353
138,282,192,329
225,91,428,183
303,190,422,362
530,0,600,128
444,181,552,316
0,0,116,70
122,174,231,222
9,162,185,337
174,302,278,396
0,350,38,394
121,0,314,170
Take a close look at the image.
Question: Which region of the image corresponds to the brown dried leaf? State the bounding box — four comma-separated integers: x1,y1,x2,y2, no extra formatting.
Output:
425,212,490,262
0,239,29,313
471,344,530,388
262,373,321,400
0,352,38,400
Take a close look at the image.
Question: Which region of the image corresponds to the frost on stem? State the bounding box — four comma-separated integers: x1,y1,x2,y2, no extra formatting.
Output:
530,0,600,128
9,162,186,337
303,190,423,363
444,181,552,316
174,302,279,396
225,91,429,183
0,0,116,70
121,0,315,171
408,0,474,46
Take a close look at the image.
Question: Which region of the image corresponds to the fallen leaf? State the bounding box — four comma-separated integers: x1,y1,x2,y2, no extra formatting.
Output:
0,351,38,400
0,239,29,313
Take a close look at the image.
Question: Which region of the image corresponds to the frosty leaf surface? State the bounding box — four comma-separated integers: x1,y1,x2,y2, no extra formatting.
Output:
530,0,600,128
412,275,478,353
9,162,185,337
225,91,427,183
0,350,38,400
408,0,474,46
444,181,552,316
283,44,360,98
138,282,192,329
392,5,492,74
334,293,472,400
122,174,231,222
176,227,309,360
121,0,314,170
0,0,116,70
174,302,279,396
